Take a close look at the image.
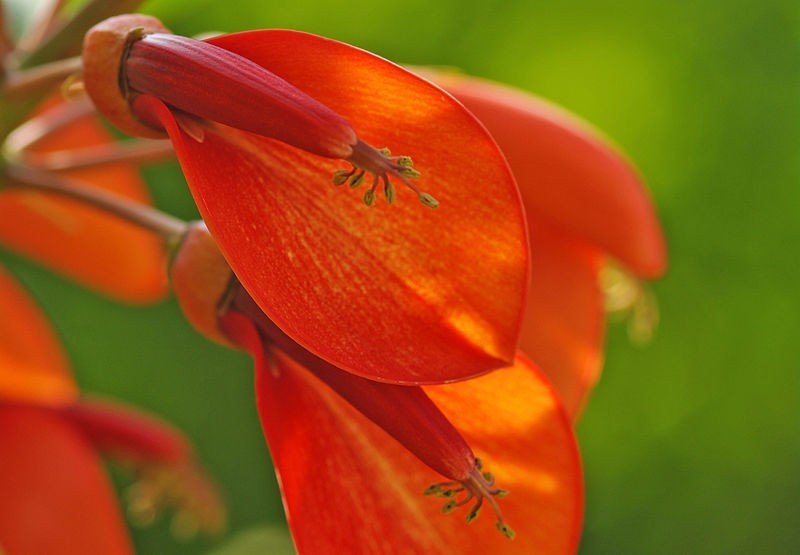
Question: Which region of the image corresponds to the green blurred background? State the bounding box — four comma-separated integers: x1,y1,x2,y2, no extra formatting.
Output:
2,0,799,553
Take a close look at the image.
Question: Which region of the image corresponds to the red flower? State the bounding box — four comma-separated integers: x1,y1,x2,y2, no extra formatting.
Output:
0,266,224,554
81,15,530,385
78,14,583,550
170,223,582,554
418,71,668,417
0,96,167,302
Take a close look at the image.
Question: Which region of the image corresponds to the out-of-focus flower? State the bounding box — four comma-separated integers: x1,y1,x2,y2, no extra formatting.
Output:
0,98,168,302
81,15,530,385
170,223,583,554
0,266,224,554
417,70,668,417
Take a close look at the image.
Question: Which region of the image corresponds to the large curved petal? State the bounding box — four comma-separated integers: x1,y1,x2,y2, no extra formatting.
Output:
0,266,76,406
0,406,133,554
135,30,528,384
224,313,582,554
422,71,666,279
0,99,167,302
519,222,605,419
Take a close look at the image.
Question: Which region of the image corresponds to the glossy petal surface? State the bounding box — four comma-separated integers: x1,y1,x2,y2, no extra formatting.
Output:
224,313,581,554
427,72,666,278
137,29,528,384
0,266,76,406
0,406,133,555
0,100,167,302
520,222,605,418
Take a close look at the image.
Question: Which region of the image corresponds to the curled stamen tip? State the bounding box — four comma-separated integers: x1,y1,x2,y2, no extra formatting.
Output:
419,193,439,209
496,521,516,540
493,489,510,498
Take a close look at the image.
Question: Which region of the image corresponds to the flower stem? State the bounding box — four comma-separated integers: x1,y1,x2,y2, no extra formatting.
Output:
23,139,175,171
15,0,67,55
5,164,187,240
2,55,82,98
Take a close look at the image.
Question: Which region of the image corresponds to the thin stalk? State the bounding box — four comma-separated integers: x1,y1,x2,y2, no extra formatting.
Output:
2,55,82,98
5,164,187,240
4,97,94,153
24,139,175,171
15,0,67,55
21,0,146,68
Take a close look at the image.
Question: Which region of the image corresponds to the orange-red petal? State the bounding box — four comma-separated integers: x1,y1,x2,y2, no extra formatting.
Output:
518,222,605,419
225,312,582,554
0,100,168,302
424,71,666,279
134,29,528,384
0,266,77,406
0,406,133,554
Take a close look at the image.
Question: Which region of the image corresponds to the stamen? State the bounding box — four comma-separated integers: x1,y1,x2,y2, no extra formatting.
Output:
333,140,439,208
423,458,514,540
600,263,659,344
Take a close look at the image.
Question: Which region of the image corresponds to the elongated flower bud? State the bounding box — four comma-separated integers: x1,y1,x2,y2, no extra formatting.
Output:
83,15,356,158
82,15,436,207
126,33,358,158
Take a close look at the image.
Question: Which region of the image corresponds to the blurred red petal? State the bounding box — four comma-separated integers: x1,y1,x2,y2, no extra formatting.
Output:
0,266,76,406
0,100,167,302
67,397,192,464
225,312,581,554
425,71,666,279
519,222,605,419
0,406,133,554
134,30,528,384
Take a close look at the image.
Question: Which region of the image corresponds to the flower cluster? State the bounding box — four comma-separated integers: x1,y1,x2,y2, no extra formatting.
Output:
0,2,665,554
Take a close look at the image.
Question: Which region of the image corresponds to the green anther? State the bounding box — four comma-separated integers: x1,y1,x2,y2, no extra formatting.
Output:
440,489,457,498
332,170,351,185
482,472,494,483
363,189,376,207
378,147,391,156
494,489,510,498
465,507,481,524
349,172,365,188
423,485,443,496
441,501,458,514
496,522,516,540
383,180,395,204
396,155,413,168
399,167,421,179
419,193,439,209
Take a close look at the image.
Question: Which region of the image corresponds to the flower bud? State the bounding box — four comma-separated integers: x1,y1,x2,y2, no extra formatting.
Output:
170,222,235,346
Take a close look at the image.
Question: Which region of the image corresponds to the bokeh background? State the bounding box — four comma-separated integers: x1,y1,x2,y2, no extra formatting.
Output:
2,0,798,553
